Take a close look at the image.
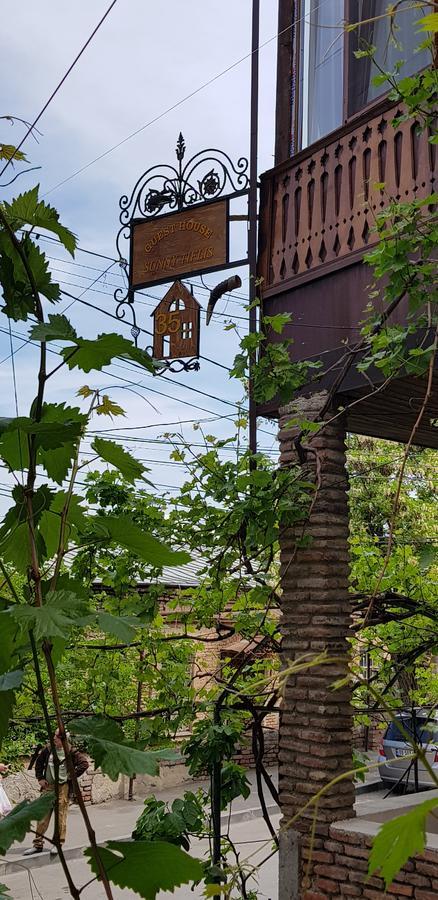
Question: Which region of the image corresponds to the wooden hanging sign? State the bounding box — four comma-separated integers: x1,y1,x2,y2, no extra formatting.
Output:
130,198,229,290
151,280,200,360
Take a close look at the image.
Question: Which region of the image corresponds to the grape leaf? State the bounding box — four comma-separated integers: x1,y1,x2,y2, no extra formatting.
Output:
37,403,87,484
3,186,76,255
0,614,24,748
0,793,55,854
91,515,190,567
39,492,89,559
0,407,85,477
61,333,154,373
0,670,23,691
69,716,177,781
0,485,54,571
10,590,90,641
97,612,137,643
0,235,60,320
84,840,203,899
0,143,27,162
92,438,151,485
369,796,438,888
30,314,78,343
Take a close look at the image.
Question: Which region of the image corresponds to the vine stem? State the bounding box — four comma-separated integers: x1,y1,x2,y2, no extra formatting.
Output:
42,641,115,899
29,631,81,900
0,215,114,898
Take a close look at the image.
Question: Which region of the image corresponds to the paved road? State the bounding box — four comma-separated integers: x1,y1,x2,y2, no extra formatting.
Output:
1,760,386,899
2,813,280,900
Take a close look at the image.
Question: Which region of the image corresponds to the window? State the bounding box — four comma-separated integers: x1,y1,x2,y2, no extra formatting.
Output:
181,321,193,340
385,717,438,745
296,0,430,150
169,298,186,311
348,1,430,117
298,0,344,148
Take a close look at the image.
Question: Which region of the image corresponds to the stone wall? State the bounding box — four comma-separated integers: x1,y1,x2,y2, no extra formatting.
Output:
301,820,438,899
1,725,279,806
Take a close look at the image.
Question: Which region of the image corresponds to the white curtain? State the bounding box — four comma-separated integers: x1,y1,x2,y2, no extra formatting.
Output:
353,1,430,109
302,0,344,147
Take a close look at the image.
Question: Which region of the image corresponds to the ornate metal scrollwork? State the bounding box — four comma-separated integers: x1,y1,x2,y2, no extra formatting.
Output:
114,135,249,369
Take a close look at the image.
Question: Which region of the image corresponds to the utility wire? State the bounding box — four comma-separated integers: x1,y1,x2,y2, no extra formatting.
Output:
43,0,332,198
0,0,119,179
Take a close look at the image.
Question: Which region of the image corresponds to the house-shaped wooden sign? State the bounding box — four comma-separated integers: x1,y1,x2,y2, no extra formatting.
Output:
152,280,200,361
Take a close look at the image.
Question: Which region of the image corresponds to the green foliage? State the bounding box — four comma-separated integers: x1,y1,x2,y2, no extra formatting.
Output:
0,670,23,691
184,719,243,777
90,514,190,567
369,797,438,888
10,589,90,640
92,437,151,485
0,793,54,854
84,840,203,900
2,186,76,255
133,791,207,850
68,715,176,781
0,883,13,900
220,762,251,808
0,235,60,320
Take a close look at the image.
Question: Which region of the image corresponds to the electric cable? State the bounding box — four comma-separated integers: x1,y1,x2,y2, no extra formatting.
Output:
43,0,334,198
0,0,119,179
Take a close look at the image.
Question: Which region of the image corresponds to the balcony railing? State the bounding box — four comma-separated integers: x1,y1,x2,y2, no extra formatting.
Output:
258,100,435,294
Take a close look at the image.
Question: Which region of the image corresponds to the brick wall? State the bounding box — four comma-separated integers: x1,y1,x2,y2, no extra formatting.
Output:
278,396,355,847
301,822,438,899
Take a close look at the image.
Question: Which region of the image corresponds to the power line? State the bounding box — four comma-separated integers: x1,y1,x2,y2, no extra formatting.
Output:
43,0,332,198
0,0,119,179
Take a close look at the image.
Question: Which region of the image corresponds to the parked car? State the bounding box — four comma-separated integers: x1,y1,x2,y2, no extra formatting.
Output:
378,711,438,790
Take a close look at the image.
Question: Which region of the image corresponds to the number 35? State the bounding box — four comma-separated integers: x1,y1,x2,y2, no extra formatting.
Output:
155,312,179,335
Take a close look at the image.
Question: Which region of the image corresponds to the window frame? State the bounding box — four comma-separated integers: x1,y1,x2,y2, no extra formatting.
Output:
294,0,429,152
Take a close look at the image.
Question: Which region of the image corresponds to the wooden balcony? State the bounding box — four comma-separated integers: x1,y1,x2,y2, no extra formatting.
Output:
256,99,438,447
258,99,435,295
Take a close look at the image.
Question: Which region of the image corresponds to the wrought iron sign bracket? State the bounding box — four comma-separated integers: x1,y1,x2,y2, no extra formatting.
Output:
114,134,249,373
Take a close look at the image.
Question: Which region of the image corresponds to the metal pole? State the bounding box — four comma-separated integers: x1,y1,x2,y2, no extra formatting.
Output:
248,0,260,462
211,704,222,897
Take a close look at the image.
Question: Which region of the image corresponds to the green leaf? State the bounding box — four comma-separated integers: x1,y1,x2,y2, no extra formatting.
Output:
39,492,89,558
37,403,87,484
0,485,54,571
0,882,13,900
29,314,78,343
84,839,203,899
10,590,90,641
263,312,292,334
0,144,27,162
0,406,86,479
69,716,175,781
0,670,23,691
91,515,190,568
95,396,126,418
97,612,137,643
92,438,150,485
368,796,438,888
3,186,76,255
61,333,154,373
417,13,438,32
0,793,55,854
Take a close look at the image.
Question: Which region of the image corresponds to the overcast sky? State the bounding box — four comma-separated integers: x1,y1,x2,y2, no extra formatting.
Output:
0,0,281,508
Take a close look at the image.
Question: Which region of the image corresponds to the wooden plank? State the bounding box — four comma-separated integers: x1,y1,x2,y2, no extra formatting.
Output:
131,200,228,289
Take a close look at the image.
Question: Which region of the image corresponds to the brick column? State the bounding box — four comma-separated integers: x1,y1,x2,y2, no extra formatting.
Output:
277,392,355,899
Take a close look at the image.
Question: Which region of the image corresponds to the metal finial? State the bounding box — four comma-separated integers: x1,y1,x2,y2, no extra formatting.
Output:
176,133,186,162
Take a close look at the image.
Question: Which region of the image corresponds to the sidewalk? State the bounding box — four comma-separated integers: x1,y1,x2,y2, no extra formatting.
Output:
2,769,278,876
